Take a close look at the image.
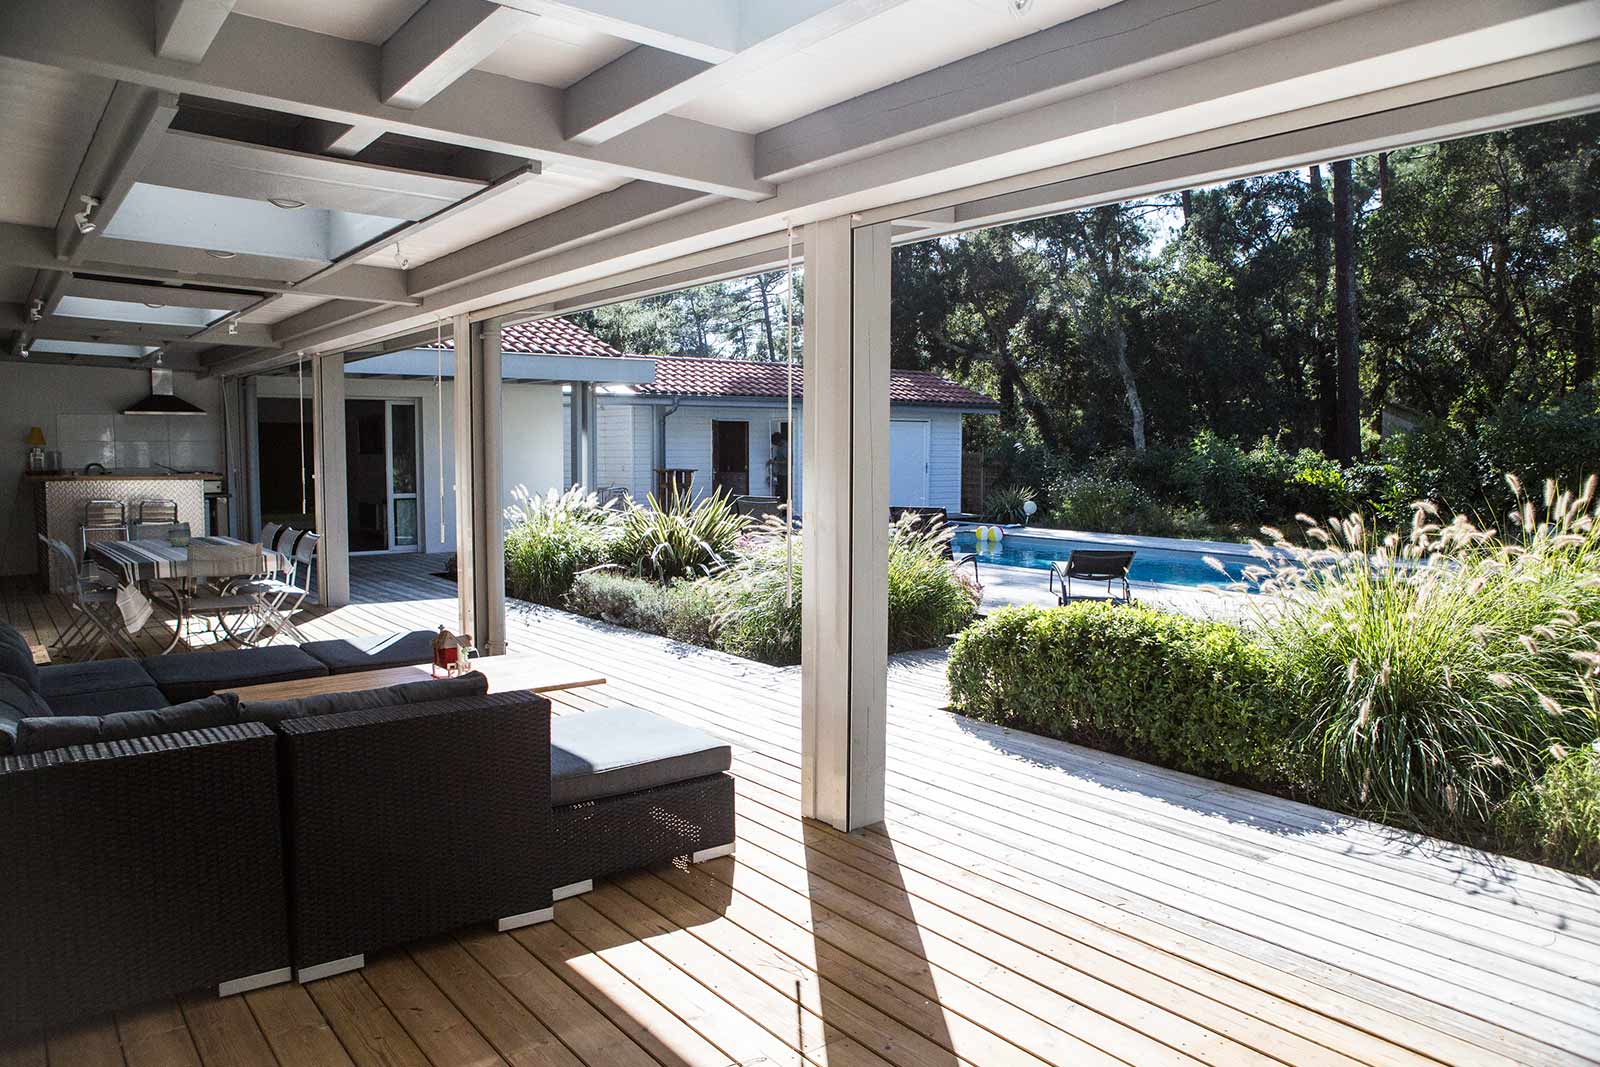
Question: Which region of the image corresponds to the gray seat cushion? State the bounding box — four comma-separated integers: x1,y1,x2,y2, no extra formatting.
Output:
0,622,39,691
37,658,159,698
45,685,169,717
11,693,240,755
300,630,438,674
142,646,328,703
551,705,732,807
242,671,488,727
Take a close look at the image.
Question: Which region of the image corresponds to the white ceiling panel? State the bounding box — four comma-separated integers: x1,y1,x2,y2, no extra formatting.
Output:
238,292,331,325
673,0,1121,133
0,58,113,227
357,164,627,267
475,19,635,88
232,0,427,44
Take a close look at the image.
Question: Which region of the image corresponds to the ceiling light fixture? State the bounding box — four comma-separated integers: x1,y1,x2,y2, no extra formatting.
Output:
18,347,29,359
27,299,43,322
227,320,239,336
268,197,307,210
205,249,237,260
143,302,166,309
1007,0,1033,13
73,195,100,234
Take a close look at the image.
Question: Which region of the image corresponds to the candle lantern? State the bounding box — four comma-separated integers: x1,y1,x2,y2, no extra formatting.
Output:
431,625,474,677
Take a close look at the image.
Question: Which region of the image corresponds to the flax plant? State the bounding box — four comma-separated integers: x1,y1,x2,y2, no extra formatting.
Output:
1247,476,1600,832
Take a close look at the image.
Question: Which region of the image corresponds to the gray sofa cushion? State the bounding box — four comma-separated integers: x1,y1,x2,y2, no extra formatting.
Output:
142,646,328,703
0,676,53,756
0,622,39,692
550,704,732,807
100,693,240,742
44,685,169,717
14,715,103,753
37,658,159,698
242,671,488,727
300,630,438,674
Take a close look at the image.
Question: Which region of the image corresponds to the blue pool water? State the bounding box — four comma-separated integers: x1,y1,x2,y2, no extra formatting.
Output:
952,531,1261,589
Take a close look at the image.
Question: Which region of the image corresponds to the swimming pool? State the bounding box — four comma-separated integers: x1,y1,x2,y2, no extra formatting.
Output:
951,530,1263,589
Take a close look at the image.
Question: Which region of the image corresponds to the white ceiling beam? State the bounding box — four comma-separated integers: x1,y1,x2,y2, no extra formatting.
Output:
563,0,913,145
0,222,417,305
752,0,1598,182
57,83,180,263
382,0,540,109
154,0,237,62
0,0,773,201
142,130,493,221
493,0,741,62
32,315,273,347
66,278,260,311
295,119,387,158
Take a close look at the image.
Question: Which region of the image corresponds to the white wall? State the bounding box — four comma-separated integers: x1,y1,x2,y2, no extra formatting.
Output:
1,362,223,576
587,397,966,514
258,373,564,553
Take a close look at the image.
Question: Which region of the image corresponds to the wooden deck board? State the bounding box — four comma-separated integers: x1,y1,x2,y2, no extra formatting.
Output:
4,552,1597,1067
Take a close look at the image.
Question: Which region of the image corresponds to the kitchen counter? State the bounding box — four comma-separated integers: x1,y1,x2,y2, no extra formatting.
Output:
24,469,221,482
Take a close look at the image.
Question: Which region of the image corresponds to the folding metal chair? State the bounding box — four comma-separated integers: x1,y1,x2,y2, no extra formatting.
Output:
80,499,127,556
236,530,319,643
39,535,141,660
136,498,179,525
181,541,271,646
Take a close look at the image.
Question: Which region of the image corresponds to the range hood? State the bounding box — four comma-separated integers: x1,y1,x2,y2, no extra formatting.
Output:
124,368,206,416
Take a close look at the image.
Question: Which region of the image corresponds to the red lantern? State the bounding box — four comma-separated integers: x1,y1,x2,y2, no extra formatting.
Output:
431,625,472,677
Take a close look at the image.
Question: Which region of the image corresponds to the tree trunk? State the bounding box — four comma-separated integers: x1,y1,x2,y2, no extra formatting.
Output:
1332,159,1362,464
1377,152,1390,205
1107,312,1147,451
1574,286,1596,388
755,275,779,361
1181,189,1192,225
1309,164,1338,456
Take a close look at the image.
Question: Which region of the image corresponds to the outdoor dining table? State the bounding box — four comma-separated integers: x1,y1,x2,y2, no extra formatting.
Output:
88,536,269,653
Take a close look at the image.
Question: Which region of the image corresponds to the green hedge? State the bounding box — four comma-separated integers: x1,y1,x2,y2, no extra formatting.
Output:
564,571,720,647
947,603,1295,783
1496,743,1600,878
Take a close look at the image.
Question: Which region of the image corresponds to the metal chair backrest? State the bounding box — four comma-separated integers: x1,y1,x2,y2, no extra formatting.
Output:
186,540,267,580
84,499,126,528
1065,549,1135,581
260,522,284,551
39,535,83,597
136,498,178,524
289,530,321,567
131,522,190,541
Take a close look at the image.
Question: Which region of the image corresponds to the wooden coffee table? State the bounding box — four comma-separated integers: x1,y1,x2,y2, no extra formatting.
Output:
223,652,606,701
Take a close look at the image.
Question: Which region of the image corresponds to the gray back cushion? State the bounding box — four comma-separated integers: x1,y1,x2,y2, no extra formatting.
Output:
11,693,242,755
0,675,54,756
242,670,489,727
0,623,39,693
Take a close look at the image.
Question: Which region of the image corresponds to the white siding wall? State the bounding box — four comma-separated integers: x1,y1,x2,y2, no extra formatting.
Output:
259,374,563,554
660,403,789,500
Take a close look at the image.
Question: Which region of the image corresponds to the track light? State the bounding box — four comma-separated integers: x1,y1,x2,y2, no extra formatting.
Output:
227,320,239,336
27,299,43,322
268,197,306,210
18,348,29,359
73,195,100,235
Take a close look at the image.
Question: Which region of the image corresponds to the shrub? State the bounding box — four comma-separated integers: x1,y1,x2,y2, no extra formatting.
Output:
1047,473,1191,537
947,603,1294,782
610,486,748,582
983,484,1037,523
1251,480,1600,832
565,570,720,647
503,485,614,605
718,518,980,666
1496,742,1600,877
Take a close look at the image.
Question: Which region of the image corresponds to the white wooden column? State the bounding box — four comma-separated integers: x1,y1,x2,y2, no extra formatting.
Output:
800,216,892,831
567,381,598,488
311,353,349,606
453,315,506,654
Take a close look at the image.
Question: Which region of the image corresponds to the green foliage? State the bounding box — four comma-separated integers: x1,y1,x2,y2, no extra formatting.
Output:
609,486,749,583
982,484,1037,523
1046,473,1209,538
564,571,721,648
1250,481,1600,832
502,486,614,606
947,603,1294,782
1496,742,1600,877
719,519,979,666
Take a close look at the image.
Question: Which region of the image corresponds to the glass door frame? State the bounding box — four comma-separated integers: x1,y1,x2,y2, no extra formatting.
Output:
384,398,421,553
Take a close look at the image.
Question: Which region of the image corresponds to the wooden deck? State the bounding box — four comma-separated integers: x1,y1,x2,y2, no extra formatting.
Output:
3,552,1599,1067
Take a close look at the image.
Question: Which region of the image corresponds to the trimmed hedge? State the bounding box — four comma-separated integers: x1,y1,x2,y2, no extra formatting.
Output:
565,571,720,647
947,603,1295,782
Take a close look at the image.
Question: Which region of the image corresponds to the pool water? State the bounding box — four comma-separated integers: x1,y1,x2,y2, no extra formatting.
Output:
952,531,1260,589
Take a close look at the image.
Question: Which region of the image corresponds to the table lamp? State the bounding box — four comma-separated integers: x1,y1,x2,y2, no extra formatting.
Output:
24,427,46,472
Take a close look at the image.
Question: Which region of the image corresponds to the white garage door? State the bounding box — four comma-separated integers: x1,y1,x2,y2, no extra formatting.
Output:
889,420,930,507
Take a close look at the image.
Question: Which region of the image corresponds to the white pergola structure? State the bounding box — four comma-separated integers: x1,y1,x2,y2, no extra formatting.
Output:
2,0,1597,829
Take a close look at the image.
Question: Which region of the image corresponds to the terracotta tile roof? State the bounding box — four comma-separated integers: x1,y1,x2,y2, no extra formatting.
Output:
630,355,997,408
426,317,621,357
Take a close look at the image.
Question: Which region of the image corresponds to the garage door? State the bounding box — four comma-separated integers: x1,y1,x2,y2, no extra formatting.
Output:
889,420,930,507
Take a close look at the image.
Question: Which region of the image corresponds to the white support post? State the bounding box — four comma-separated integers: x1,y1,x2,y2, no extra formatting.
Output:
311,353,349,606
583,383,599,489
453,315,506,653
800,217,892,832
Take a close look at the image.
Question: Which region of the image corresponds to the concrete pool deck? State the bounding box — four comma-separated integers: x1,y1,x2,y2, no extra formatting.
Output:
973,557,1256,620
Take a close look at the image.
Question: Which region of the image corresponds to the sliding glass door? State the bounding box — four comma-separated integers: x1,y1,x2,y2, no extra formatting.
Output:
348,398,421,553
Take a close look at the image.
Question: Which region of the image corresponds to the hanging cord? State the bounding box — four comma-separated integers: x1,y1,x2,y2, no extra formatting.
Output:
297,356,307,517
436,318,446,544
784,223,796,609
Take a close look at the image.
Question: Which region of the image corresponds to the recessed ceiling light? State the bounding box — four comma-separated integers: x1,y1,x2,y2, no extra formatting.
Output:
205,249,237,260
268,198,307,210
143,302,166,309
